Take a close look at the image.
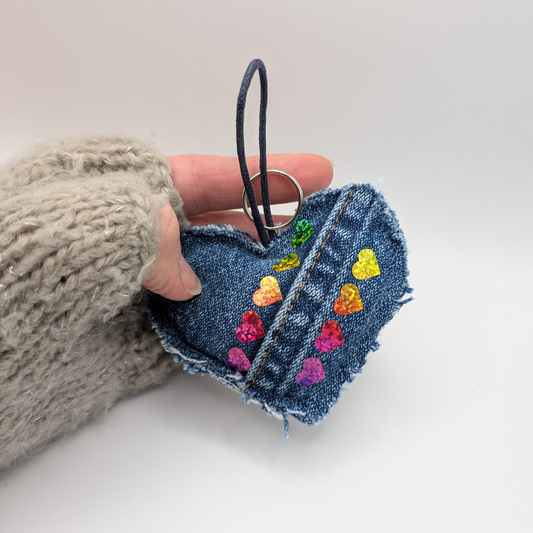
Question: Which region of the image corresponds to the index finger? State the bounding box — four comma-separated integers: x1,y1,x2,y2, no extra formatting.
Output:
167,154,333,217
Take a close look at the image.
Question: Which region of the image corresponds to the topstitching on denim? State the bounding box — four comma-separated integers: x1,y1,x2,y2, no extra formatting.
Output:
245,185,361,389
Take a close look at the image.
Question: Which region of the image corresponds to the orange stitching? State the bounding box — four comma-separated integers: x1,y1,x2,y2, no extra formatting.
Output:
245,186,356,389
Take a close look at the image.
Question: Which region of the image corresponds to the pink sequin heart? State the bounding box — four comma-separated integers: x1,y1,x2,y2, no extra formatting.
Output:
235,311,266,343
226,347,251,372
296,357,325,386
315,320,344,353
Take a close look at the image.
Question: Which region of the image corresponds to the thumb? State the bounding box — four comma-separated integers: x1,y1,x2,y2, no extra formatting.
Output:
143,203,202,301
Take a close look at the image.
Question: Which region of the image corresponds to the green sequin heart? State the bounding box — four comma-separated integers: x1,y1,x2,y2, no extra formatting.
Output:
291,219,314,248
272,253,300,272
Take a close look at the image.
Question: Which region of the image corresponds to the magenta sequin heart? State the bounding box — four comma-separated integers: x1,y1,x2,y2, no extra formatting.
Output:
296,357,325,386
235,311,266,343
315,320,344,353
227,347,251,372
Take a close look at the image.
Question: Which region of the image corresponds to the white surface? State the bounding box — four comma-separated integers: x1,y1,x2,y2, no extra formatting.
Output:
1,1,532,532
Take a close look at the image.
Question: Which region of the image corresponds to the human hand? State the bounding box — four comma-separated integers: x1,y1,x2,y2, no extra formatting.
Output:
142,154,334,301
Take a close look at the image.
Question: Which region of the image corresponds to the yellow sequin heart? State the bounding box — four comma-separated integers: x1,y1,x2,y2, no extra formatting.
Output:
272,253,300,272
352,249,380,280
334,284,363,316
253,276,282,307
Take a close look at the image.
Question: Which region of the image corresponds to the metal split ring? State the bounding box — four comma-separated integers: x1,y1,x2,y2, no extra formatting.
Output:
242,170,303,231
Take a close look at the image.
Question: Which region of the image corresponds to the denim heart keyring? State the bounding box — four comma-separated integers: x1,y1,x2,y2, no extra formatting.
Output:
146,59,413,435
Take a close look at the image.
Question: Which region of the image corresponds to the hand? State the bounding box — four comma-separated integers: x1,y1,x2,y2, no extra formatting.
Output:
142,154,334,301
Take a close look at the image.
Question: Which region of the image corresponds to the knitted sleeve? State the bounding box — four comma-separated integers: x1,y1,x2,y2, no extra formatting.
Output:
0,134,188,470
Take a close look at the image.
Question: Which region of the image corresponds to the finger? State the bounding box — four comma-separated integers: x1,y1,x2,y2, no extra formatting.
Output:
188,210,292,236
143,204,202,301
168,154,333,216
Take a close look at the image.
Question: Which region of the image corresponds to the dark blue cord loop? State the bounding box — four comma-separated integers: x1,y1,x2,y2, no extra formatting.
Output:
236,59,275,247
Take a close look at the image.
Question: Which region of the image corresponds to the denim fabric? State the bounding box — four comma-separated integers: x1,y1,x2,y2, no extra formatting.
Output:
146,184,411,429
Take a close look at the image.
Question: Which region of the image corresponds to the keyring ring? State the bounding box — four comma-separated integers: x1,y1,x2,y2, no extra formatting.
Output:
242,170,303,231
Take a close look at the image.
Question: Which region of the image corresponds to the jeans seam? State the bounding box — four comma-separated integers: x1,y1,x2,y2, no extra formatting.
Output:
245,185,357,389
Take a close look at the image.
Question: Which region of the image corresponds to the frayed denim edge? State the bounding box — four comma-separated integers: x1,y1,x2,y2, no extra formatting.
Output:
162,339,293,436
151,184,412,436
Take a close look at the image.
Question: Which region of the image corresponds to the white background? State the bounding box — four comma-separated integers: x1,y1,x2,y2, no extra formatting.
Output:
1,1,532,531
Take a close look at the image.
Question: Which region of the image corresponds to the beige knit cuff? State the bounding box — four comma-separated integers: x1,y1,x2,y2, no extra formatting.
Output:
0,133,190,230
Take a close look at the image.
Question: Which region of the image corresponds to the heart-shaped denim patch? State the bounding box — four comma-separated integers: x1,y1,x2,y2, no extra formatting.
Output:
146,183,411,428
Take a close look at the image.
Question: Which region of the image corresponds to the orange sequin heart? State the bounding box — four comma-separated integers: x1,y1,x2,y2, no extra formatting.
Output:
352,249,380,280
253,276,282,307
334,284,363,316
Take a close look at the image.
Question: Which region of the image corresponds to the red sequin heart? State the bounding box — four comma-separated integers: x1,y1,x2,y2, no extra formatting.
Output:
296,357,325,386
235,311,266,343
315,320,344,353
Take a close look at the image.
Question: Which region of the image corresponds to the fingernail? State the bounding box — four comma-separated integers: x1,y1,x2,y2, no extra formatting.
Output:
326,158,334,170
180,256,202,296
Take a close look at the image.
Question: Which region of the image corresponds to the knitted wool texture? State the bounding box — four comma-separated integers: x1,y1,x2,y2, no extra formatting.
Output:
0,134,189,471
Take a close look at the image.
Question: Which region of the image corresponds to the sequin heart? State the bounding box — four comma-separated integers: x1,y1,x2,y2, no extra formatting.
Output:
236,311,266,342
291,219,314,248
315,320,344,353
296,357,325,386
253,276,282,307
226,347,251,372
272,253,300,272
334,284,363,316
352,249,380,280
